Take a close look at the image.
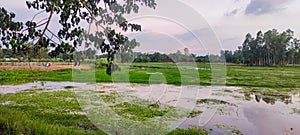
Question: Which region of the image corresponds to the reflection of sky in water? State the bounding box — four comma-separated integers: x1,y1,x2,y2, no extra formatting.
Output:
181,88,300,135
1,82,300,135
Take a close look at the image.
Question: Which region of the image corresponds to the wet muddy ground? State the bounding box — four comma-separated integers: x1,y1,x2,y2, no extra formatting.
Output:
1,82,299,135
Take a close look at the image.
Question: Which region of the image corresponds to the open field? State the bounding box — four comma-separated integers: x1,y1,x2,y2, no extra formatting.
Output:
1,62,300,134
1,82,297,134
1,62,300,89
0,62,91,71
0,84,211,135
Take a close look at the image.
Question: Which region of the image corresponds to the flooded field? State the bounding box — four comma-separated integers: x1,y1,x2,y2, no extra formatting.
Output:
1,81,299,135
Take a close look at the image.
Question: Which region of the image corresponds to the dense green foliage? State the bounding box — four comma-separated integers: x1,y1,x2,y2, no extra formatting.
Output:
132,49,206,63
222,29,300,66
119,48,210,63
133,52,211,63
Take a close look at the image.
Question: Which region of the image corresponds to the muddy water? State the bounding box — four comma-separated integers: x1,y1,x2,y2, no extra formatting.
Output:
0,81,92,94
1,82,300,135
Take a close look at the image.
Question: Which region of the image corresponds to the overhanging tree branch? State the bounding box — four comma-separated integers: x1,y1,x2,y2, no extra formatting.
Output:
34,3,55,46
0,0,157,75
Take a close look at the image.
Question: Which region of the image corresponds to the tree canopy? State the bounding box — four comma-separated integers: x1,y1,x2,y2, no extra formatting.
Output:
0,0,156,74
222,29,300,66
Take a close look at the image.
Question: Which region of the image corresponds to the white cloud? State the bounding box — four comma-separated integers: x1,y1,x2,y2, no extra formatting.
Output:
175,0,300,51
245,0,294,15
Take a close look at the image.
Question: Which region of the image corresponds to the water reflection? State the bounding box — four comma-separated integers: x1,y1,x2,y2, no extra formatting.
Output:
0,81,91,94
2,82,300,135
254,95,261,102
244,93,292,105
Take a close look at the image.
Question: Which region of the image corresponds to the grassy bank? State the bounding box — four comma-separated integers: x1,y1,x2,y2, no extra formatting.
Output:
226,66,300,88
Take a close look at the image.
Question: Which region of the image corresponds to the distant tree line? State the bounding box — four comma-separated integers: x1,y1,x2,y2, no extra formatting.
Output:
221,29,300,66
1,47,96,64
96,47,225,63
132,48,210,63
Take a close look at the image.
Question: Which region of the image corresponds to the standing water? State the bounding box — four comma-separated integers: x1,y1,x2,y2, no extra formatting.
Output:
0,82,299,135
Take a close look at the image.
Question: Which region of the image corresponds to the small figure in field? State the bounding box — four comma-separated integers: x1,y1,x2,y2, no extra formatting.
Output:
42,62,52,67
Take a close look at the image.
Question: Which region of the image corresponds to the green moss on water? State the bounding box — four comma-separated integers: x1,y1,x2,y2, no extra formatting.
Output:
196,99,230,105
111,102,170,121
224,89,233,93
166,128,208,135
100,93,118,103
188,110,203,118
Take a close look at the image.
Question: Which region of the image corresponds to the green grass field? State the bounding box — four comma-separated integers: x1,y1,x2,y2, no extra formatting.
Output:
0,87,208,135
1,63,299,134
0,90,106,135
1,63,299,89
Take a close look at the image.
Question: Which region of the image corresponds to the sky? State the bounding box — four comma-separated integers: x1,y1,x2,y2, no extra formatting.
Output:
1,0,300,55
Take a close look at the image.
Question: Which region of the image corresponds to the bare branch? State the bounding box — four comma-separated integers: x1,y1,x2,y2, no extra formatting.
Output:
46,28,62,43
36,18,49,25
34,4,55,46
31,10,46,22
44,34,60,45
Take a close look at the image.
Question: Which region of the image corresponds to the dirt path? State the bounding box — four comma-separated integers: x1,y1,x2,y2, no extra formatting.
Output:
0,62,91,71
